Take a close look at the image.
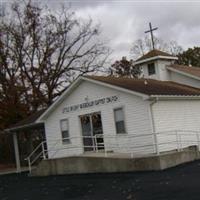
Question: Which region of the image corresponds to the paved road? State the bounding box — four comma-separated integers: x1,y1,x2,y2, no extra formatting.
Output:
1,161,200,200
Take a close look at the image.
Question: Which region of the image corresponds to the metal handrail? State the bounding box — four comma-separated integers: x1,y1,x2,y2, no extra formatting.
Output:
25,141,46,173
30,151,44,165
25,130,200,173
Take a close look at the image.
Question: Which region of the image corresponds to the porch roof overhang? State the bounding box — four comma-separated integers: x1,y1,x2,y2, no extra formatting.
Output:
5,122,44,133
5,109,46,133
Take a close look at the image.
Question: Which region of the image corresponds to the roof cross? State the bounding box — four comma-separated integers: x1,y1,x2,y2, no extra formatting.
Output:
145,22,158,50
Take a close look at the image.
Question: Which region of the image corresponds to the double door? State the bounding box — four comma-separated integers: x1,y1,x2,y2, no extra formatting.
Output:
80,112,104,152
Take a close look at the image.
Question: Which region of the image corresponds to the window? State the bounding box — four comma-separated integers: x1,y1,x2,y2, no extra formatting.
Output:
147,63,156,75
114,107,126,134
60,119,70,144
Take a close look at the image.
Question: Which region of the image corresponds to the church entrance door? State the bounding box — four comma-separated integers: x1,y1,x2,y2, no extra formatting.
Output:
80,112,104,152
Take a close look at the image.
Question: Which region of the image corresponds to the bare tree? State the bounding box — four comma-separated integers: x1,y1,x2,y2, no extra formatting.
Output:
0,1,110,129
130,35,183,59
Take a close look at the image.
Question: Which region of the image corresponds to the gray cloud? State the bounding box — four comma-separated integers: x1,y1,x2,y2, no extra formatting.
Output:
72,1,200,60
3,0,200,61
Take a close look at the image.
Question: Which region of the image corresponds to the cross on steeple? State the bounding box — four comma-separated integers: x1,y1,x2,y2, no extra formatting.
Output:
145,22,158,50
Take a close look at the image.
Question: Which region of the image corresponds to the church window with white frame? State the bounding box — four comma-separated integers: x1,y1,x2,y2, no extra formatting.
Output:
147,63,156,75
60,119,70,144
114,107,126,134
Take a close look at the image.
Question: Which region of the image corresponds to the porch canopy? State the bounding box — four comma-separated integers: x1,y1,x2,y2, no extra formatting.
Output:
5,109,46,172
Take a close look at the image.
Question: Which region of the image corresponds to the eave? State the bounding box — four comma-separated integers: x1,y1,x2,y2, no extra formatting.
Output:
5,122,44,133
135,55,178,65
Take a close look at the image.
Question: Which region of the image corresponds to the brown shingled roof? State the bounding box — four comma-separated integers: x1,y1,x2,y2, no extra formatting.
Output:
167,64,200,79
87,76,200,96
135,49,176,62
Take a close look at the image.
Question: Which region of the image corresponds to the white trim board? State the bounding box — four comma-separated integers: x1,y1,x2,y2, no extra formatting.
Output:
134,55,178,65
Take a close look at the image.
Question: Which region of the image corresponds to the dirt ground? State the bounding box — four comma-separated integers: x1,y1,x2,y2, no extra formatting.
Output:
1,160,200,200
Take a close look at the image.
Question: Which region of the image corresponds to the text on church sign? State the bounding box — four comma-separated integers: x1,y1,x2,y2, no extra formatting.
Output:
62,95,119,113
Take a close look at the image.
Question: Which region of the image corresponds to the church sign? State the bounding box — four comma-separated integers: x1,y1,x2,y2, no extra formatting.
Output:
62,95,119,113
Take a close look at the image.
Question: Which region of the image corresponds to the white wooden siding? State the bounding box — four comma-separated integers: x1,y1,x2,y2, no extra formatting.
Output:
153,100,200,152
44,80,154,158
157,60,172,81
142,60,173,81
142,61,159,80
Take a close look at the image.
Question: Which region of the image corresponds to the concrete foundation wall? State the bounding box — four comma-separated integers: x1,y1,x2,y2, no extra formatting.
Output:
32,146,200,176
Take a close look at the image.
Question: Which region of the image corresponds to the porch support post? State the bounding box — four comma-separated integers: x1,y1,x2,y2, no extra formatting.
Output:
13,132,21,173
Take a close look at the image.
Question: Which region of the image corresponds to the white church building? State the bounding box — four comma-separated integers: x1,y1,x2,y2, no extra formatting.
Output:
7,49,200,172
36,50,200,157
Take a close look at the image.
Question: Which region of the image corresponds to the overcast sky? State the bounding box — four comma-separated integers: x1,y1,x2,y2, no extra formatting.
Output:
3,0,200,60
61,0,200,60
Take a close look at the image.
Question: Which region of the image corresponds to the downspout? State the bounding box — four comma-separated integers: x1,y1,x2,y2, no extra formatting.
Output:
149,97,159,155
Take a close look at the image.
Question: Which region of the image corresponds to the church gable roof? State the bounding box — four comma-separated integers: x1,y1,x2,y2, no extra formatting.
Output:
36,75,200,122
167,64,200,80
87,76,200,96
135,49,177,64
